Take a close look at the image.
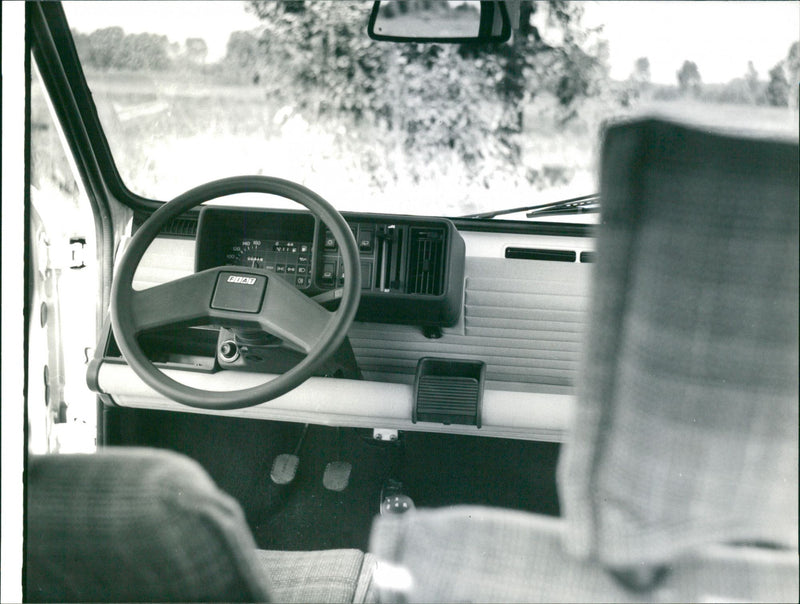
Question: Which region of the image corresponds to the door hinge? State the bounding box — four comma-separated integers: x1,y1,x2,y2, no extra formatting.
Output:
68,237,86,269
40,234,87,271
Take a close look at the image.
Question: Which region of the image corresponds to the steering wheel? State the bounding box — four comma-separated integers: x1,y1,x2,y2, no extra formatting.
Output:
110,176,361,410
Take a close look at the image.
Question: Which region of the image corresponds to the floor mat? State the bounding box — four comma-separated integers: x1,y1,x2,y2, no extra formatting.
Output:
105,408,560,551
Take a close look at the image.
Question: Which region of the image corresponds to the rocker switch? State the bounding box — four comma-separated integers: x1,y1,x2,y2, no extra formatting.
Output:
321,263,336,286
358,228,374,252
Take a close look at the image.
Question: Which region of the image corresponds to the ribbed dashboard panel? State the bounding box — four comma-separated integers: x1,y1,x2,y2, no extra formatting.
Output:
349,257,592,395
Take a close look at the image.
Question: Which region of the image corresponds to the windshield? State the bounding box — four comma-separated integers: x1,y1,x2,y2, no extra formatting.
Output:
64,1,799,220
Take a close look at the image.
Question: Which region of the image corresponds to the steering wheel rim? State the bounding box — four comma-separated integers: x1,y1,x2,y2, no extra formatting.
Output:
110,176,361,410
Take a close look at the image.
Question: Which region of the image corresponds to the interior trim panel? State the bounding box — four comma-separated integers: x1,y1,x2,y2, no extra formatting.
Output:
95,363,574,442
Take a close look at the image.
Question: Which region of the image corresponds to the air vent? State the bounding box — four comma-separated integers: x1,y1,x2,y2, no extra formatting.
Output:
375,224,406,291
408,228,446,295
162,217,199,237
417,375,480,416
135,212,198,238
505,247,576,262
580,251,595,263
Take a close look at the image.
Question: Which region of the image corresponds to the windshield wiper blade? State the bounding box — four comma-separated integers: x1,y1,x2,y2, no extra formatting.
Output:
459,193,599,220
525,194,600,217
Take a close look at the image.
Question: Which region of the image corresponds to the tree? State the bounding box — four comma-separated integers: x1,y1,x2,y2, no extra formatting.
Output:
766,61,789,107
786,41,799,108
184,38,209,65
224,31,263,77
87,27,125,69
621,56,651,106
118,33,170,70
71,27,171,70
632,56,650,84
244,0,608,190
745,60,760,102
677,60,701,96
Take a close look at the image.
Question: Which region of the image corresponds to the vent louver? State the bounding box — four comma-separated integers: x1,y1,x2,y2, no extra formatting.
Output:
134,212,198,238
416,376,480,421
408,228,446,295
505,247,576,262
163,217,199,237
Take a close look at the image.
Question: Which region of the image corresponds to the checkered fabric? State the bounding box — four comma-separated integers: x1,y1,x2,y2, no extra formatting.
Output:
558,118,799,565
26,448,378,603
369,506,799,603
256,550,376,603
26,447,274,602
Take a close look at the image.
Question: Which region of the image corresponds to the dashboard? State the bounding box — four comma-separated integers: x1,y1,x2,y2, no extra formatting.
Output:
90,206,585,441
195,207,466,326
92,207,466,379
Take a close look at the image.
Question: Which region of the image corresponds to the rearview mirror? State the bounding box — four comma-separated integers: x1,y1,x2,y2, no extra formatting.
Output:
368,1,511,44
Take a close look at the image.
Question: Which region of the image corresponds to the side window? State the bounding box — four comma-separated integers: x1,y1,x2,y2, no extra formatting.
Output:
28,59,98,453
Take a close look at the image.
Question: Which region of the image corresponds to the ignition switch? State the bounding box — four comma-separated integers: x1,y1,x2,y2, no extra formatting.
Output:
219,340,239,362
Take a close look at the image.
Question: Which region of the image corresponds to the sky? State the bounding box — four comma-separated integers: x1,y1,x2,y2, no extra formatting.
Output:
584,1,800,84
63,1,800,85
64,1,263,62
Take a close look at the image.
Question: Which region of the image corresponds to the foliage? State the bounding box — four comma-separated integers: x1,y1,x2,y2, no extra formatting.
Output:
618,56,650,106
71,27,170,70
702,78,762,106
632,57,650,84
71,28,214,72
676,60,702,96
242,0,608,191
224,30,262,80
183,38,209,65
745,61,759,101
786,41,799,108
766,61,790,107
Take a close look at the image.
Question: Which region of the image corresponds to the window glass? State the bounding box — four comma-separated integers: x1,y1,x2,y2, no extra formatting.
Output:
63,1,799,219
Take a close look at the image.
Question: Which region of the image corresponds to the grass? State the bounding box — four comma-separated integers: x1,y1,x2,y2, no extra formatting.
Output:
52,68,800,217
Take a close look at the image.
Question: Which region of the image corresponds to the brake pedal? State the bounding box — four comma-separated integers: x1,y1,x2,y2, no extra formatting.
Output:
270,424,309,485
270,454,300,485
323,461,352,492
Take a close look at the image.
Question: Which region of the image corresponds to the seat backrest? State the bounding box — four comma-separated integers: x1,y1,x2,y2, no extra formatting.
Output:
369,505,799,603
557,118,799,568
26,447,273,602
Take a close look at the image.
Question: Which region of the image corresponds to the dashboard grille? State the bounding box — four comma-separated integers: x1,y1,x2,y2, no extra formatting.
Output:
408,228,445,295
505,247,576,262
133,212,199,238
416,375,480,424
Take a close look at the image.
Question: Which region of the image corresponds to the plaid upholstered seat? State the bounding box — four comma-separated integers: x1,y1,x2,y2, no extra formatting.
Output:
26,447,376,603
368,118,799,602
